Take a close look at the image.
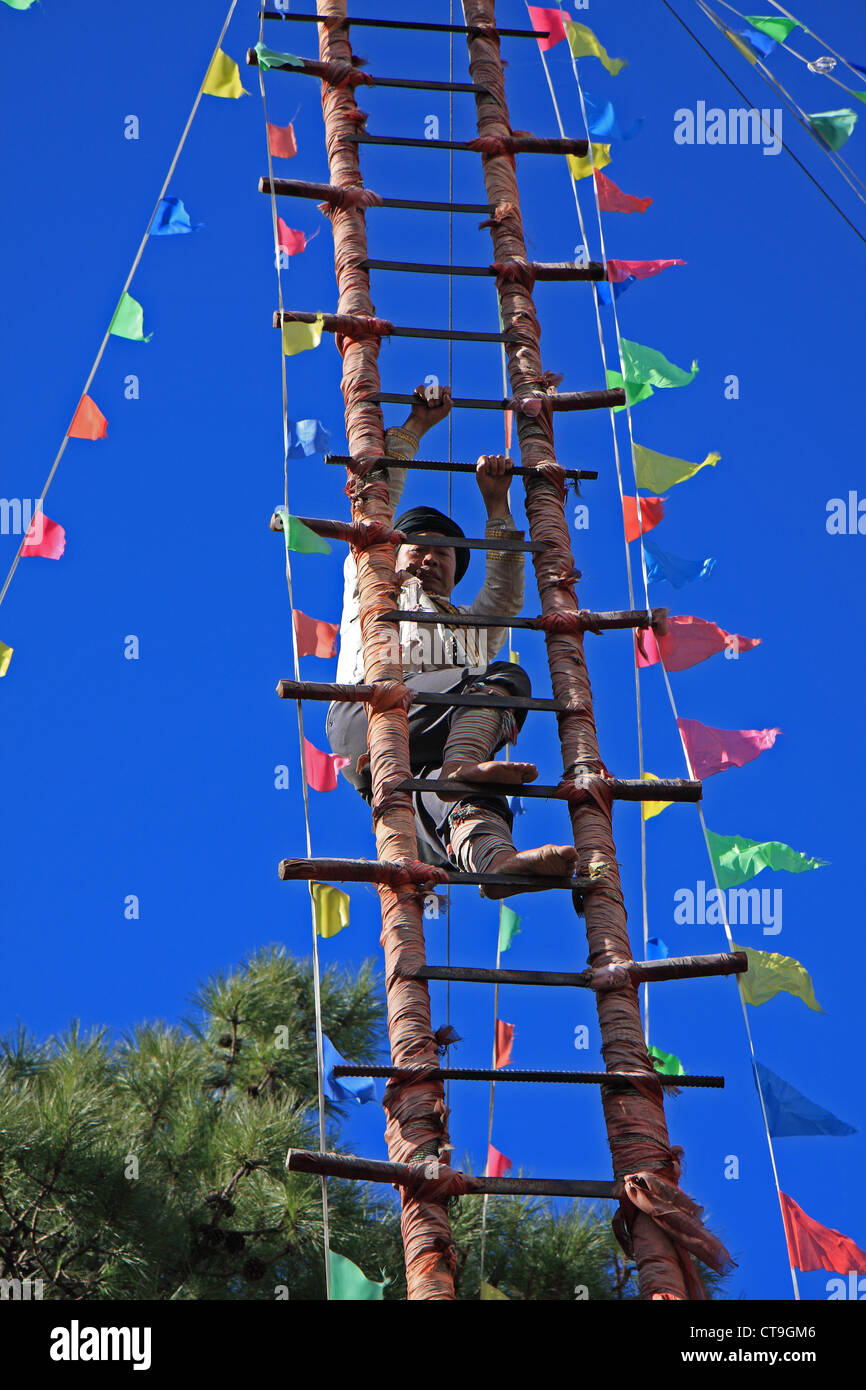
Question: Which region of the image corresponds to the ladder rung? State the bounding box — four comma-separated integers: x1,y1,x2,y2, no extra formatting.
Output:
274,310,517,344
325,453,598,481
259,177,494,215
260,13,552,40
379,608,668,632
362,258,606,282
333,1065,724,1089
396,777,702,803
285,1149,617,1199
404,952,749,988
278,856,592,893
293,516,545,553
276,679,566,713
246,48,489,94
346,133,589,156
368,389,627,412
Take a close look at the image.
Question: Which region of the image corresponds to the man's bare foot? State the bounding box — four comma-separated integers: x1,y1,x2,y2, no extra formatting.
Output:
481,843,579,899
438,760,538,802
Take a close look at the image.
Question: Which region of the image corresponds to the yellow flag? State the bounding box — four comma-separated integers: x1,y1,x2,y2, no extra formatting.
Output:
0,640,12,677
312,882,350,938
633,444,721,494
564,20,627,76
282,313,325,357
567,144,611,181
202,49,248,99
480,1281,510,1300
733,944,822,1012
508,650,520,664
641,772,672,821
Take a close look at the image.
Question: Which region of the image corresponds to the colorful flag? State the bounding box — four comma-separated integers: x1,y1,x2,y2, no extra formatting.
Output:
564,19,627,75
732,944,822,1012
596,277,635,305
480,1281,510,1299
507,794,525,816
150,196,202,235
311,883,350,939
304,738,350,792
633,443,719,492
618,338,698,393
648,1045,684,1076
807,108,859,150
21,514,65,559
485,1143,512,1178
584,93,643,141
780,1193,866,1275
275,507,332,555
508,650,520,665
1,0,37,8
287,419,330,458
293,609,339,659
756,1064,855,1138
0,641,12,677
623,495,664,542
68,394,108,440
527,5,571,51
707,830,827,890
498,904,521,953
494,1020,515,1069
267,120,298,158
202,49,247,99
641,772,672,820
109,292,152,342
277,218,308,256
607,258,685,282
646,937,669,959
254,43,305,73
567,143,612,180
321,1034,375,1103
745,15,800,43
636,615,761,671
329,1250,386,1300
594,168,652,214
642,539,717,588
677,718,781,780
282,312,325,356
737,25,778,58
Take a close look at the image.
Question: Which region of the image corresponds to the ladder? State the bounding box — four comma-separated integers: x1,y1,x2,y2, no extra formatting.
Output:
257,0,739,1301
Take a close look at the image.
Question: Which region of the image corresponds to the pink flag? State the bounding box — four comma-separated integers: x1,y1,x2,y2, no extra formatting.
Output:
623,495,664,542
293,608,339,658
304,737,350,792
485,1144,512,1179
637,616,761,672
494,1019,515,1069
21,513,65,559
607,258,685,283
267,121,297,158
277,217,307,255
780,1193,866,1275
594,168,652,214
677,718,781,780
527,5,570,50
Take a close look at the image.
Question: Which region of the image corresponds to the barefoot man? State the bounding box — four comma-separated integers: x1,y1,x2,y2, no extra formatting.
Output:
326,386,578,898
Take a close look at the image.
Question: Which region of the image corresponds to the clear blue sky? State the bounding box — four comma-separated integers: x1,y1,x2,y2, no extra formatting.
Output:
2,0,864,1301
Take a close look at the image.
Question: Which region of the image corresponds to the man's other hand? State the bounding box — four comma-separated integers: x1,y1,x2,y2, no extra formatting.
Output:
476,453,512,518
404,383,452,438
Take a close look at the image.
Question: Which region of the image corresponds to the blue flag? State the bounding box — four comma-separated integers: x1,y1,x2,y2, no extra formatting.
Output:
642,538,717,589
646,937,669,959
508,795,526,816
288,419,331,458
597,276,635,305
737,26,777,57
150,197,202,235
756,1063,857,1138
584,92,644,141
321,1035,376,1106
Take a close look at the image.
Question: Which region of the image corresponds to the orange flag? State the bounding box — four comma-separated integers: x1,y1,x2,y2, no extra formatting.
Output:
68,394,107,440
267,121,297,158
623,495,664,542
780,1193,866,1274
293,609,339,658
494,1019,515,1069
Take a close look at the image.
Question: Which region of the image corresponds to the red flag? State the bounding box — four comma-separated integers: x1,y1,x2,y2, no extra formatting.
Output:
293,609,339,659
780,1193,866,1274
267,121,297,158
304,737,350,792
623,495,664,542
636,616,761,672
594,168,652,215
494,1019,515,1069
277,217,307,256
607,258,685,283
485,1144,512,1178
68,394,107,440
677,718,781,780
527,5,571,50
21,513,65,559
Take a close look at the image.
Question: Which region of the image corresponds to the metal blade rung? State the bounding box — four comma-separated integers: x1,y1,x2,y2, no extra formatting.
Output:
260,13,553,39
403,952,748,988
379,608,668,632
362,258,606,281
368,389,626,412
274,311,517,344
396,776,702,803
275,679,565,712
285,1148,617,1199
259,178,493,214
333,1065,724,1089
325,453,598,481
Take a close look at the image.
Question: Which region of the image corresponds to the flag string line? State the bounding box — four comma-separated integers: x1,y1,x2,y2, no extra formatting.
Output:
719,0,866,96
257,11,332,1301
0,0,240,615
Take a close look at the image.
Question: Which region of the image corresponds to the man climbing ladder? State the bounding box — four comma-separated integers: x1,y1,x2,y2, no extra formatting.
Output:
326,384,578,898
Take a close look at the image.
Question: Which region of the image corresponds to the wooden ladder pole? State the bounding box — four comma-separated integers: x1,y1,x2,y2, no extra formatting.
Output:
462,0,704,1301
315,0,456,1301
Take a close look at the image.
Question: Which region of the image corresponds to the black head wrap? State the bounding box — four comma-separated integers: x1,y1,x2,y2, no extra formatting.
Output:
393,505,469,584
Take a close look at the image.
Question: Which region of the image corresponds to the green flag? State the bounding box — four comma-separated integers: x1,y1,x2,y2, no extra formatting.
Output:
733,944,822,1012
254,42,305,73
606,370,653,412
110,292,152,342
0,640,13,677
2,0,38,9
275,506,331,556
633,443,720,492
807,108,859,151
620,338,699,390
648,1045,684,1076
498,905,521,953
706,830,827,890
329,1250,386,1300
744,15,799,43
